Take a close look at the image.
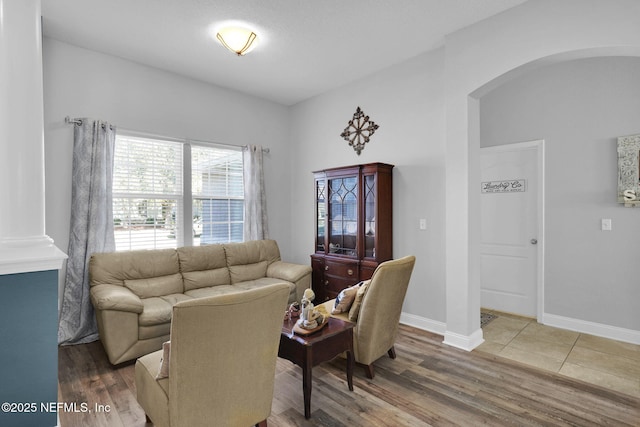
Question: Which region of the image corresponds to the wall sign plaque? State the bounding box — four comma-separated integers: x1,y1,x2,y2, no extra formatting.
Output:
481,179,526,193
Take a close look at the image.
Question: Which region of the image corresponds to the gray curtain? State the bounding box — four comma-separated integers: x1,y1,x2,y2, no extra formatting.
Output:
243,145,269,241
58,119,116,345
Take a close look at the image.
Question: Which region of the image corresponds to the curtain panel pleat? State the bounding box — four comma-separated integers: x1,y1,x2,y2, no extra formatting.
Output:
243,145,269,241
58,119,116,345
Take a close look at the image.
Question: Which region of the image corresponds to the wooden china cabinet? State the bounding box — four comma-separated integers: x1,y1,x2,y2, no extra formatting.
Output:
311,162,393,302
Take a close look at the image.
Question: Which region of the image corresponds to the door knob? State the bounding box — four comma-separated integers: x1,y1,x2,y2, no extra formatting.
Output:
530,238,538,245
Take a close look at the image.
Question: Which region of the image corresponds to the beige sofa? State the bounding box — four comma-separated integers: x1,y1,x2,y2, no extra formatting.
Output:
89,239,311,365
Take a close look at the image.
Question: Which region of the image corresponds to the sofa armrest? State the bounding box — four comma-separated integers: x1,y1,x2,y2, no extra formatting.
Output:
267,261,312,283
90,284,144,313
268,261,312,301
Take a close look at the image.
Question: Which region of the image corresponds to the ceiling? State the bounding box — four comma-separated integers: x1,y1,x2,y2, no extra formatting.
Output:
41,0,527,106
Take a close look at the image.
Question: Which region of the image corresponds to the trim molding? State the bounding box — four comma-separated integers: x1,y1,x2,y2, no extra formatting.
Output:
443,328,484,352
400,312,446,335
0,236,66,275
543,313,640,345
401,311,640,349
400,311,485,352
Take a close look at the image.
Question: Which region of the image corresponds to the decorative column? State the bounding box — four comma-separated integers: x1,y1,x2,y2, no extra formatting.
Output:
0,1,66,426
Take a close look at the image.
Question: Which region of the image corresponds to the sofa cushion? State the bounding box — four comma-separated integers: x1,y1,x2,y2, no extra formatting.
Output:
177,244,228,271
139,297,174,326
184,285,242,299
224,240,281,265
160,293,193,306
230,260,269,283
233,278,296,302
90,248,180,287
139,322,171,340
177,245,231,291
124,273,184,299
224,240,280,283
182,269,231,291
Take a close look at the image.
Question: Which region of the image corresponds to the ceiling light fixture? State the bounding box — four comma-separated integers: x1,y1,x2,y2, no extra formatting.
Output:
216,27,258,56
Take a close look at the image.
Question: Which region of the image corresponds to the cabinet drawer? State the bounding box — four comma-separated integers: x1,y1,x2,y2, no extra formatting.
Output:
323,260,358,279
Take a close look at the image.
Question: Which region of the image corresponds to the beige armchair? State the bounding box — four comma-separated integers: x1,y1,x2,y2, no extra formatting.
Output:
320,256,416,379
134,283,290,427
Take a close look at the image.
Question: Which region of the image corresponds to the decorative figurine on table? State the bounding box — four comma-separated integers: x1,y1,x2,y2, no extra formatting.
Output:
285,302,300,320
299,288,324,329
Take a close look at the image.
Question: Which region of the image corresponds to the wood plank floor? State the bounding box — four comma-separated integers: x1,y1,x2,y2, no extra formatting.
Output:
58,324,640,426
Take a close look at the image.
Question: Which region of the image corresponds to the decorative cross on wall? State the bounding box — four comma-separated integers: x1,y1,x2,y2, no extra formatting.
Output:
340,106,379,155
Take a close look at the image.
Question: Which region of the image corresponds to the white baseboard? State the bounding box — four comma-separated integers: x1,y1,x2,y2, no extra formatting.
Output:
542,313,640,345
443,328,484,352
399,311,640,350
399,312,484,351
400,312,446,335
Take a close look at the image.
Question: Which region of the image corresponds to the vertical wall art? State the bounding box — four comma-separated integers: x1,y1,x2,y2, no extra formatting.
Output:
617,133,640,207
340,106,379,155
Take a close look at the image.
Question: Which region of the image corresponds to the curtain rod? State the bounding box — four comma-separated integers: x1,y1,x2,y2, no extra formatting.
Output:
65,116,269,153
64,116,82,125
65,116,114,131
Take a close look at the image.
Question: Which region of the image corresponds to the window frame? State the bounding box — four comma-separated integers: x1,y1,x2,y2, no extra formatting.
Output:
113,131,244,251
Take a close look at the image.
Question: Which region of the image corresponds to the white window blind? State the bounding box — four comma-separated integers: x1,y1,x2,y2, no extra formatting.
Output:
113,135,183,251
112,133,244,251
191,145,244,244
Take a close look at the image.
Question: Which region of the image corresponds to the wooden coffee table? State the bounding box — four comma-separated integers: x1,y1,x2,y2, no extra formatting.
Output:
279,316,355,419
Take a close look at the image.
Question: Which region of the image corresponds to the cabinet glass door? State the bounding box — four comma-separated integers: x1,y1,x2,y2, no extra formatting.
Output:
316,179,326,252
364,174,376,257
328,176,358,256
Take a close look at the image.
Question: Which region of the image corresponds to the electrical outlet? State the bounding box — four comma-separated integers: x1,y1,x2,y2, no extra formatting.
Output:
601,218,612,231
419,218,427,230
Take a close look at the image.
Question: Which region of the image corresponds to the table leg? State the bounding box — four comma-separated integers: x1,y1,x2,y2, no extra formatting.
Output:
346,349,354,391
302,349,313,419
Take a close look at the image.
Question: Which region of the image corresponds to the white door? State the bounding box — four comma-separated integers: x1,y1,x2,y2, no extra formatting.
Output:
480,141,541,318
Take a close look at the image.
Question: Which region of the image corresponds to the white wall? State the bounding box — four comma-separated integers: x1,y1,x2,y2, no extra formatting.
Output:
43,38,293,301
42,0,640,343
480,57,640,331
289,49,448,329
443,0,640,347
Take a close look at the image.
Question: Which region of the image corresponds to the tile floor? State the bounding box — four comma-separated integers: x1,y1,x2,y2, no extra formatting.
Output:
476,309,640,398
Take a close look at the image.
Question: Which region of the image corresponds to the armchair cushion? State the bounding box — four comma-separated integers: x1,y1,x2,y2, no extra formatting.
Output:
156,341,171,380
332,283,360,314
348,280,370,322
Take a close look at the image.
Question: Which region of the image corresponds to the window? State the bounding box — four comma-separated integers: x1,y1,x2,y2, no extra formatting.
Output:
113,134,243,251
191,145,244,244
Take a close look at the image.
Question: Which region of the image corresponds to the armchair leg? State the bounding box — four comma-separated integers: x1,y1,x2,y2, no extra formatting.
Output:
364,364,375,379
388,346,397,359
256,420,268,427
